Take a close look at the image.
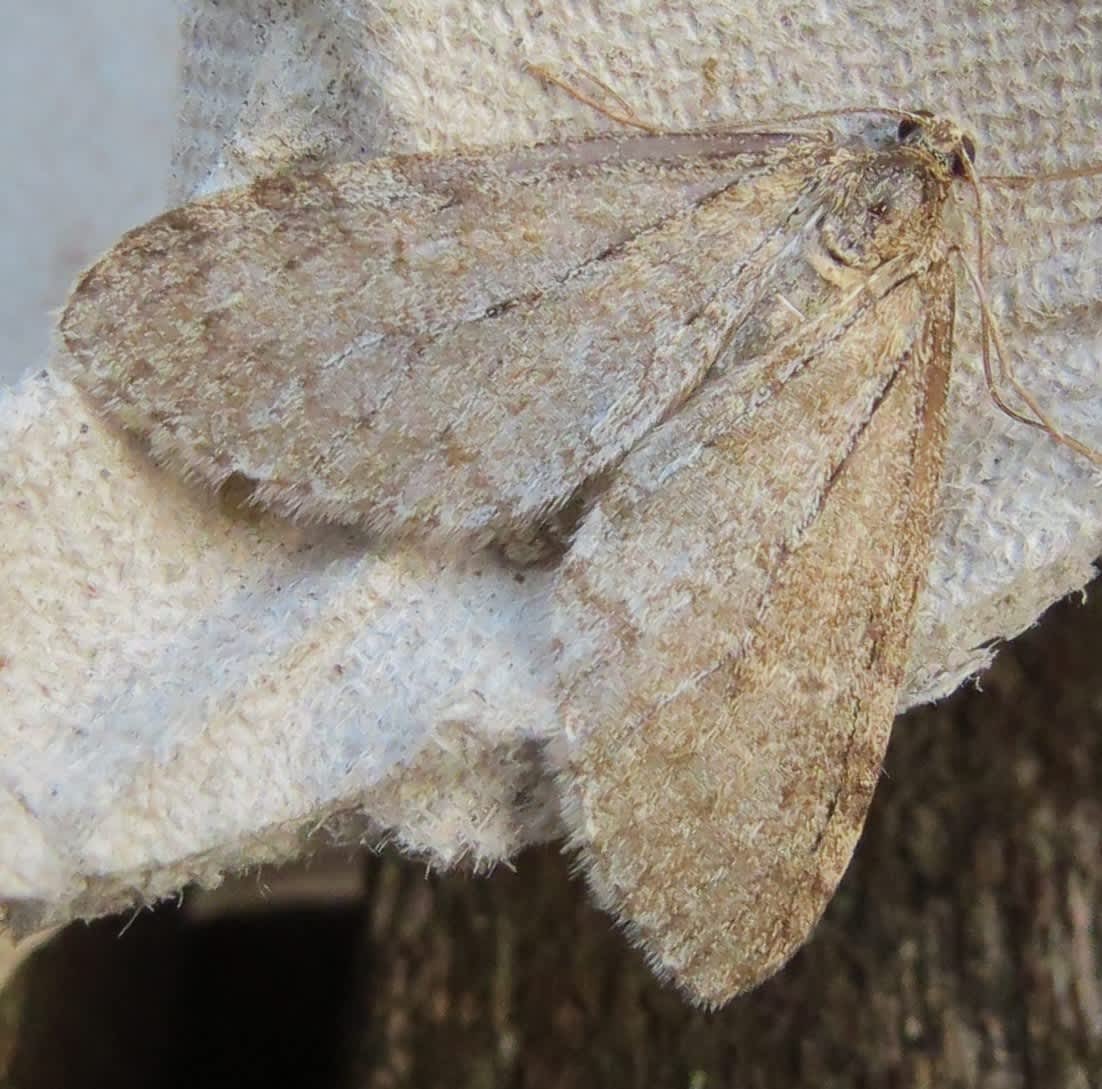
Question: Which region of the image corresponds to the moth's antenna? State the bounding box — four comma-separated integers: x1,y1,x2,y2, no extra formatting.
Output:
982,163,1102,187
526,63,660,132
772,106,925,126
527,68,931,138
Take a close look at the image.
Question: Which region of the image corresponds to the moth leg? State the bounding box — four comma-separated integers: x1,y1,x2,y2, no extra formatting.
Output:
525,63,659,132
951,247,1102,465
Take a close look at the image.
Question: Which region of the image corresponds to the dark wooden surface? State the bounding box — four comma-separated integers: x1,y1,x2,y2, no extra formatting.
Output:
345,584,1102,1089
5,580,1101,1088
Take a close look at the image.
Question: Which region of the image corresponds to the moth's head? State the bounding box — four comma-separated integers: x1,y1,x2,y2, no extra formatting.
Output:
896,110,977,180
816,111,977,274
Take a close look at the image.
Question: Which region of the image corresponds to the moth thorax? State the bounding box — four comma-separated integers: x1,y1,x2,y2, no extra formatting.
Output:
815,156,946,276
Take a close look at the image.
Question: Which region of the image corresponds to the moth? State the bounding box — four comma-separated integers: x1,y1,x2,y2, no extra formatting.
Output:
57,102,1086,1006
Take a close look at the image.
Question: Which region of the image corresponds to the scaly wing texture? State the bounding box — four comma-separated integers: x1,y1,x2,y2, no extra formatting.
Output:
554,260,955,1006
59,130,829,539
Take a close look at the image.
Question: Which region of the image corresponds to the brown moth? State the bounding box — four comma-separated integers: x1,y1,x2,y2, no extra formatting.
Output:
553,117,964,1007
56,108,1069,1006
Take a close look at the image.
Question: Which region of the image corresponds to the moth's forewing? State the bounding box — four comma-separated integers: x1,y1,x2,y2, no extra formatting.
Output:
59,129,830,540
554,153,956,1006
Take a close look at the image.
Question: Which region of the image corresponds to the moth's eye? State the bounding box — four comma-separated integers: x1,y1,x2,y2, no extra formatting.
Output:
962,135,977,163
951,134,979,177
897,110,934,142
869,200,890,218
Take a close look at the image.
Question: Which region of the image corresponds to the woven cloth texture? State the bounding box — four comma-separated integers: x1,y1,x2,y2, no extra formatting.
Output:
1,0,1098,931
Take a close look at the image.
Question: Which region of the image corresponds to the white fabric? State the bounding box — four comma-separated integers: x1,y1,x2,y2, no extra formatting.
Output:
1,0,1098,931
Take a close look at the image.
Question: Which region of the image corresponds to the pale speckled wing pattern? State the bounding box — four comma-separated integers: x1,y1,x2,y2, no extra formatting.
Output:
59,110,970,1006
554,241,956,1006
60,129,837,539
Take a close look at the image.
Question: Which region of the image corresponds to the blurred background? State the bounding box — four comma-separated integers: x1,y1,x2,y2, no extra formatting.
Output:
0,5,178,386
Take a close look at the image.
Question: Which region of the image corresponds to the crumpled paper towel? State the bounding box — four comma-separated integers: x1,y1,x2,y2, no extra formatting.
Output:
1,0,1099,934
